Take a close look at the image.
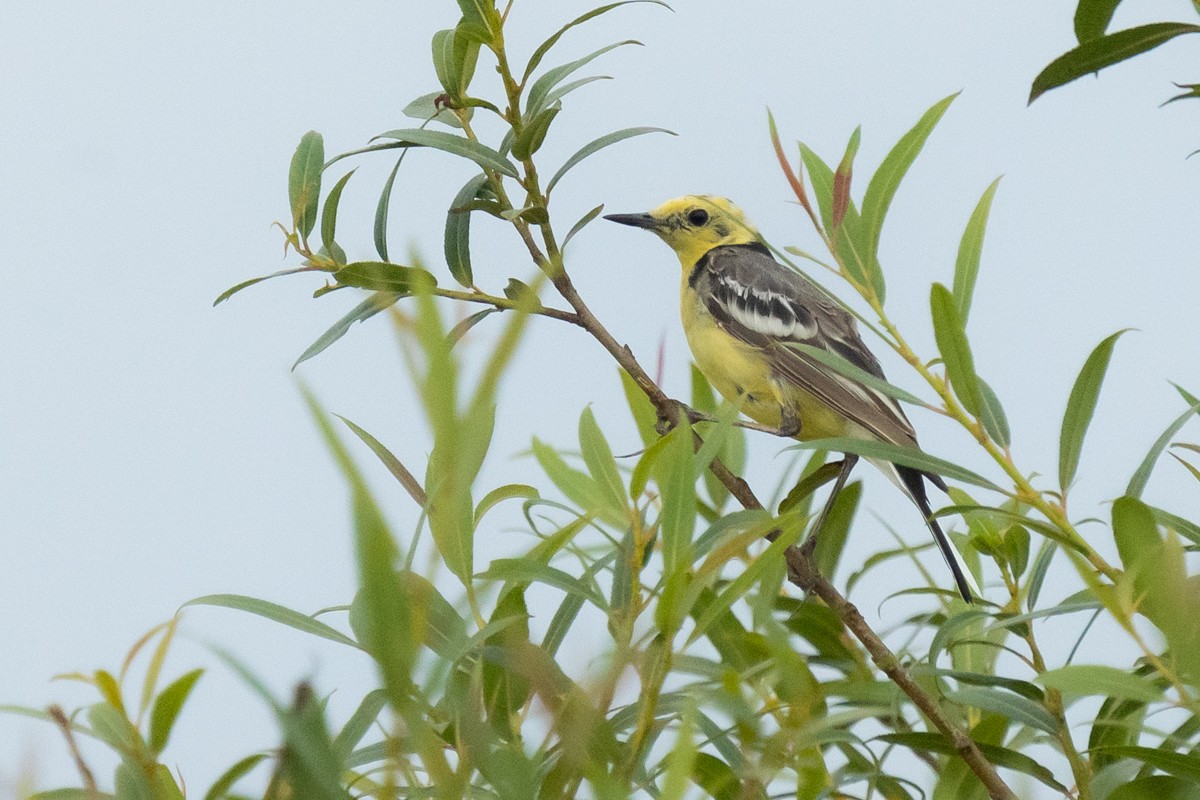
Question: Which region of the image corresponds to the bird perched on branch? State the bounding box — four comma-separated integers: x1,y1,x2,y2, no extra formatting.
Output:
606,195,978,602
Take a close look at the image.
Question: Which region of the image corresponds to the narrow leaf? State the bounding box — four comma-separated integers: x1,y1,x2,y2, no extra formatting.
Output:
546,127,674,195
334,261,436,293
944,687,1059,735
1038,665,1165,702
786,342,930,407
1059,329,1129,492
562,204,604,250
293,292,401,369
1076,0,1124,42
203,753,269,800
214,268,314,306
1030,23,1200,102
578,407,628,515
525,41,640,119
876,732,1069,794
789,437,1002,491
930,282,983,416
861,93,957,286
1094,746,1200,781
320,170,355,256
371,128,519,177
1127,399,1200,498
289,131,324,239
149,669,203,754
953,177,1001,324
445,175,489,288
182,595,359,648
978,377,1011,448
337,416,426,507
521,1,668,85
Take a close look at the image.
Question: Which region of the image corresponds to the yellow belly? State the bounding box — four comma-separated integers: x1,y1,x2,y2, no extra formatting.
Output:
680,287,846,440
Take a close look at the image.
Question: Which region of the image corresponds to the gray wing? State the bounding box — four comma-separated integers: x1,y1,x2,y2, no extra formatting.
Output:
692,243,917,447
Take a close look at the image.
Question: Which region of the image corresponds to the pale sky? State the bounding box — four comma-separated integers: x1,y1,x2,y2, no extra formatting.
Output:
3,1,1199,795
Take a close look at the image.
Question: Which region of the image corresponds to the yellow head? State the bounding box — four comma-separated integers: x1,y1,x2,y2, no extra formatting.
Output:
605,195,761,269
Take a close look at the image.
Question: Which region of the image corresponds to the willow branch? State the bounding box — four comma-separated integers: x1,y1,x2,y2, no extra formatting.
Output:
538,255,1016,800
431,286,582,327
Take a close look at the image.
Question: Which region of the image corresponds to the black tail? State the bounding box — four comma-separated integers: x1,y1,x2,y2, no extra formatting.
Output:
894,465,975,603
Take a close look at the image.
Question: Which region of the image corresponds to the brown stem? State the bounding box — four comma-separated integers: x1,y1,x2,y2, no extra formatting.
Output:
544,262,1016,798
49,706,100,800
431,286,582,327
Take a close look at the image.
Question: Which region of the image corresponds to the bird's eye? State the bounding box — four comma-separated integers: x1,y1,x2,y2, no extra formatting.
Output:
687,208,709,226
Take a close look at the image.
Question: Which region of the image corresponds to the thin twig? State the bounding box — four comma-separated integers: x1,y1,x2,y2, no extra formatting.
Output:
49,706,100,800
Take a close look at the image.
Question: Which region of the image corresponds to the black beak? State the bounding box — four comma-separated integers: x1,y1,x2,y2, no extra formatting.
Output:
603,212,659,230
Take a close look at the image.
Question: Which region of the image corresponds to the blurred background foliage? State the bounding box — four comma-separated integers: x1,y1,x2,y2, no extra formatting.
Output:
8,1,1200,798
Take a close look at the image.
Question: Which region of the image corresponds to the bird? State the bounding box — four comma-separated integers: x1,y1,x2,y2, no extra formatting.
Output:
605,195,979,603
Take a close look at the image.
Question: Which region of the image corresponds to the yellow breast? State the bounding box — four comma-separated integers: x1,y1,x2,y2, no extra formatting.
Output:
679,282,848,440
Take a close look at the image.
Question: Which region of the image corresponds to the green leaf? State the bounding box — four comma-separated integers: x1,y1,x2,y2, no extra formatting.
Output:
29,792,115,800
319,169,355,258
915,666,1045,701
562,204,605,250
977,377,1011,449
532,437,606,514
1095,746,1200,782
479,558,607,610
432,27,481,101
87,703,140,755
785,342,930,407
337,416,426,507
930,282,983,416
1059,329,1129,492
799,143,836,232
403,91,465,128
1027,540,1057,609
374,148,419,263
1002,523,1030,578
445,173,490,288
333,690,387,760
525,41,640,119
545,127,675,195
511,104,561,161
474,483,539,528
832,125,861,231
203,753,268,800
815,480,861,580
293,292,400,370
876,732,1069,794
182,595,359,648
944,687,1058,735
521,1,669,85
1108,776,1200,800
456,0,499,43
860,93,957,297
148,668,203,754
620,368,659,447
334,261,437,293
691,752,740,800
1030,23,1200,103
578,407,628,516
659,423,697,579
213,267,314,306
305,391,418,711
1127,399,1200,498
1075,0,1124,42
687,515,805,646
953,177,1001,324
1038,664,1164,702
789,437,1002,492
371,128,519,177
289,130,324,239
